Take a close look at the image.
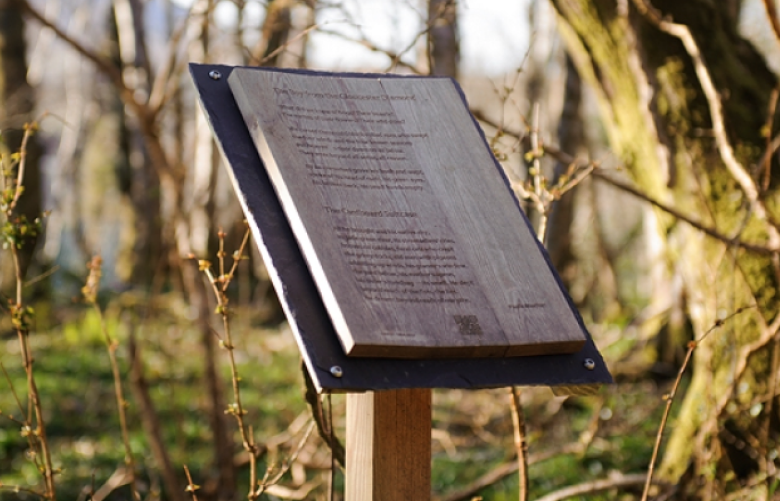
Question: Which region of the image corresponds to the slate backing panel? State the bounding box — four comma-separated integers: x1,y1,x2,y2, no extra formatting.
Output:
189,63,613,393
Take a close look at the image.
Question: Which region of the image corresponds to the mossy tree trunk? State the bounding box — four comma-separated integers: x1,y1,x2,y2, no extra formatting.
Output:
551,0,780,495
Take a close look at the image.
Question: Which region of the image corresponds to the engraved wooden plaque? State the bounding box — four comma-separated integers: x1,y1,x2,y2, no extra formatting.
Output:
228,69,587,359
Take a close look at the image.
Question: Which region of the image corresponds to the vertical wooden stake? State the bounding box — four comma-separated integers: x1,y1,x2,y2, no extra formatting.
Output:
346,389,432,501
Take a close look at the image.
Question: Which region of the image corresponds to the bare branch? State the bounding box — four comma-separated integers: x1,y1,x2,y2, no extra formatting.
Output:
148,0,212,114
17,0,124,93
761,86,779,192
592,171,780,255
437,442,585,501
762,0,780,48
640,307,754,501
471,109,780,255
317,28,422,74
541,473,663,501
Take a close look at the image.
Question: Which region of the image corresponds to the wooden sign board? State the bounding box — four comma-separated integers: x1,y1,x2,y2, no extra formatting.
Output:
190,64,611,392
228,69,586,359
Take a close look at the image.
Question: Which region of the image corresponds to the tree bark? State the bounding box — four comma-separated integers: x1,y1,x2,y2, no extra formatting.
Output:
427,0,458,78
0,0,42,281
254,0,292,67
547,54,582,285
551,0,780,493
109,1,163,283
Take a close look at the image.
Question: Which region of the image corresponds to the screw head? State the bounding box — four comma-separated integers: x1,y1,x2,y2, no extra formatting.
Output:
330,366,343,378
584,358,596,370
208,70,222,80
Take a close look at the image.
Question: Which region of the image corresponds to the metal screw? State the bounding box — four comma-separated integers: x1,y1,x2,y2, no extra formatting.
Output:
584,358,596,370
330,366,343,378
209,70,222,80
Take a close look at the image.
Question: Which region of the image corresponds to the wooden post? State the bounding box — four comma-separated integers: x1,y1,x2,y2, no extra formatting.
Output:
346,389,432,501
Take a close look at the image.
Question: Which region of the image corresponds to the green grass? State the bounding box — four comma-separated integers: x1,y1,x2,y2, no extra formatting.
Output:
1,299,308,500
1,298,671,501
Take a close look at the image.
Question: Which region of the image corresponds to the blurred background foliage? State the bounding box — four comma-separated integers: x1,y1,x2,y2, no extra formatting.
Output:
1,0,780,499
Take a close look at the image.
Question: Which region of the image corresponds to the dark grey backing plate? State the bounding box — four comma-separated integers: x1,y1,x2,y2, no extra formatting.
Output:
189,63,612,393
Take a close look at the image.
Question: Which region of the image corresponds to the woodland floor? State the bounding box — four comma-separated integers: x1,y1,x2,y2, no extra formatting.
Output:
0,294,679,501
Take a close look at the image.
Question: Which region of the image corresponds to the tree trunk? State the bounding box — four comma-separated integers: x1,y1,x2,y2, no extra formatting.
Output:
0,0,42,282
551,0,780,494
110,0,163,283
546,56,581,285
427,0,458,78
255,0,292,66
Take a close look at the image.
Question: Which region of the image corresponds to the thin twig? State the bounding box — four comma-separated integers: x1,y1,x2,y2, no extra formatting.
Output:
0,484,48,498
316,28,422,74
2,121,56,501
23,265,60,288
472,109,780,256
127,334,185,501
183,465,200,501
82,255,139,501
538,473,661,501
1,363,26,420
640,306,754,501
8,122,35,213
438,442,587,501
253,22,325,67
591,172,779,255
254,421,316,498
762,0,780,48
148,0,213,114
761,86,779,193
198,227,262,498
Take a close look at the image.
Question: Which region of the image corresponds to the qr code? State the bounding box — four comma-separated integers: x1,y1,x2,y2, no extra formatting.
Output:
454,315,483,336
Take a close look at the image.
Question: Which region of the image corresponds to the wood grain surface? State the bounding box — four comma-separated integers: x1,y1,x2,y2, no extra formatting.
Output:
346,389,431,501
228,69,586,358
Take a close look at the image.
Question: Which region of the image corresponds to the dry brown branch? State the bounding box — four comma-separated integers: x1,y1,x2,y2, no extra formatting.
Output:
148,0,213,114
0,364,26,425
202,228,259,493
473,109,780,257
91,467,133,501
538,473,659,501
17,0,124,96
128,334,186,501
19,0,178,185
316,28,422,73
316,0,450,74
183,465,200,501
0,484,47,498
82,256,139,501
197,226,296,499
762,0,780,48
0,364,47,490
711,304,780,425
761,86,779,192
437,442,587,501
2,121,55,501
263,481,318,500
302,364,346,467
640,306,755,501
592,172,779,255
253,22,323,67
254,421,316,498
